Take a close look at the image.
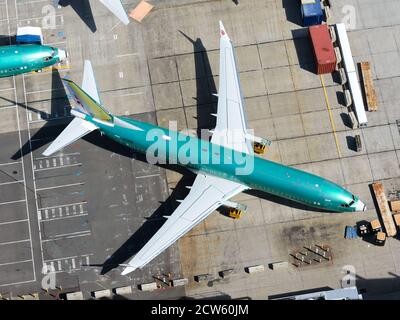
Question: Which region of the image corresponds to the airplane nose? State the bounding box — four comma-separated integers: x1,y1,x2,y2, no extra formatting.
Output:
355,200,366,212
58,49,68,62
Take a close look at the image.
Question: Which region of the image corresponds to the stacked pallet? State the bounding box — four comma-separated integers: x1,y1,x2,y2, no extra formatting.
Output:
360,62,378,111
371,182,397,237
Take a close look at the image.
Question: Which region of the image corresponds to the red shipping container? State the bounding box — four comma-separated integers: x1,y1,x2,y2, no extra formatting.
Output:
309,24,337,74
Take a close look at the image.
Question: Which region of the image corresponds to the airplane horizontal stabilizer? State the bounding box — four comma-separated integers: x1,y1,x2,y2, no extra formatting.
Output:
43,117,98,156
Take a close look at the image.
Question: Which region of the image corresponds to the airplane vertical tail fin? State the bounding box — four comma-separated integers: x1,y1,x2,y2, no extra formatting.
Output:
82,60,101,105
63,60,113,122
42,60,110,157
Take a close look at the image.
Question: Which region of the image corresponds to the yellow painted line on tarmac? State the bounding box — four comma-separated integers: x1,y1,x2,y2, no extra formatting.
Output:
42,65,71,72
320,74,342,158
28,65,70,75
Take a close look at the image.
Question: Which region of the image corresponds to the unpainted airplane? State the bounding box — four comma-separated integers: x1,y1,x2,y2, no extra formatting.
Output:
42,22,366,275
0,27,67,78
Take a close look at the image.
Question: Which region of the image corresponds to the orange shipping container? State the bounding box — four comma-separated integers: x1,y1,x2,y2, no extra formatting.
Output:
309,24,337,74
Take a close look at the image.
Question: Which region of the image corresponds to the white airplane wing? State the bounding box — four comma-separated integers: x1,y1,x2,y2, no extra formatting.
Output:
121,174,248,275
210,21,252,154
43,117,98,156
99,0,130,25
82,60,101,104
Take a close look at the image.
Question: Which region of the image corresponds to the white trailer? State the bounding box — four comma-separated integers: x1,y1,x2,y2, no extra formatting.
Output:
335,23,368,127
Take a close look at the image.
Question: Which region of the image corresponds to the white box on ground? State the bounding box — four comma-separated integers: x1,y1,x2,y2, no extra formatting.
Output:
245,265,265,274
270,261,289,270
114,286,132,295
139,282,158,291
171,278,188,287
66,291,84,300
92,289,111,299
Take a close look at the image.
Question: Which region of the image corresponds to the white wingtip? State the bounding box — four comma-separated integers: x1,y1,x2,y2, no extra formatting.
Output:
42,149,53,157
121,266,136,275
219,20,229,39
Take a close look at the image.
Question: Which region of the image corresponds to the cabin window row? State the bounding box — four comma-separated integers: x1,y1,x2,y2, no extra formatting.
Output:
0,66,28,73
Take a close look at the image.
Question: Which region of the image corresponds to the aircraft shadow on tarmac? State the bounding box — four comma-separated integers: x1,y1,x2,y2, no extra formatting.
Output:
0,34,15,46
10,68,72,160
56,0,97,33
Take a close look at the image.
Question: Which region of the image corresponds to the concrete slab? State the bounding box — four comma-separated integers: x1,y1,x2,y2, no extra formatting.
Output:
341,155,373,185
239,70,267,98
264,66,294,94
278,137,310,166
237,198,266,229
297,88,326,113
390,124,400,150
363,125,395,153
306,134,338,162
149,57,179,84
269,92,299,116
260,200,294,225
274,114,305,140
237,226,270,262
249,117,277,141
258,41,289,69
347,30,371,57
302,110,332,136
0,107,18,134
236,45,261,72
367,28,398,55
243,96,271,121
373,51,400,79
369,151,400,181
152,82,183,110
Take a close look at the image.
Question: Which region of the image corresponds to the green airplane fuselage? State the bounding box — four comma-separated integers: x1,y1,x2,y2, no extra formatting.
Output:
0,44,64,78
80,113,359,213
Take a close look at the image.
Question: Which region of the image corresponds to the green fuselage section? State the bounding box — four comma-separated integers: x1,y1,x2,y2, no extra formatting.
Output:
86,114,358,213
0,44,62,77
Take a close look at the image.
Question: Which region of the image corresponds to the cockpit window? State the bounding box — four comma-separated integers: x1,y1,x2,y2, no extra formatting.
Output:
44,56,52,62
348,200,355,206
